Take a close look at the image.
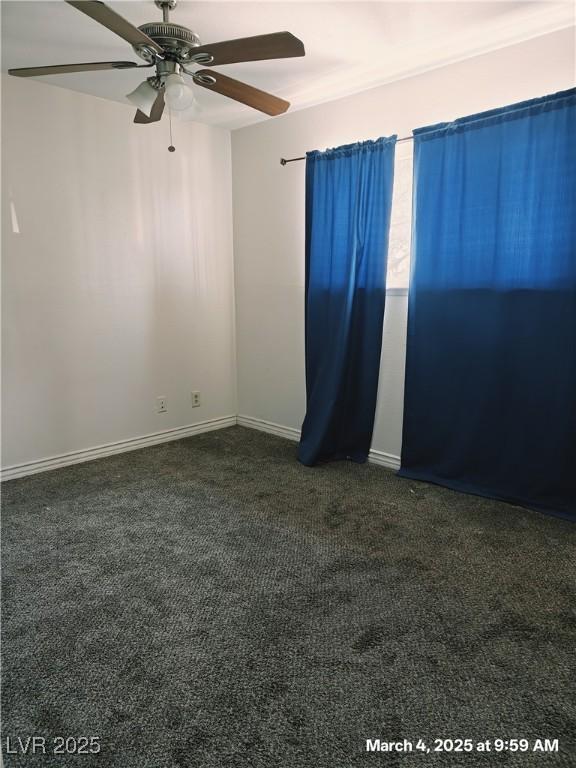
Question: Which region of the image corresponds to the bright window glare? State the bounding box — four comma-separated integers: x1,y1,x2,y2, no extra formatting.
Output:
387,145,413,289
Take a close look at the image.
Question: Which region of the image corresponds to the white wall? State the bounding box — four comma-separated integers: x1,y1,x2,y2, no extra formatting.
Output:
231,29,575,463
1,75,236,469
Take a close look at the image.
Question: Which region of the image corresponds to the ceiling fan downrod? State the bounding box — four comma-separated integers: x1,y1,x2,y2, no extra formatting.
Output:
155,0,177,24
135,0,209,66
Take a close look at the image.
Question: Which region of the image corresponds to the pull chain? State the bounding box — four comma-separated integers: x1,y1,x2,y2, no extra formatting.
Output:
168,107,175,152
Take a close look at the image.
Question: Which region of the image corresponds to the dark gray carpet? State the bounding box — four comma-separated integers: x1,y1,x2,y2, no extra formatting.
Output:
2,426,575,768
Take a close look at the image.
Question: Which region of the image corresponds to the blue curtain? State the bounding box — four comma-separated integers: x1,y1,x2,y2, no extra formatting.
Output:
399,89,576,520
298,137,397,466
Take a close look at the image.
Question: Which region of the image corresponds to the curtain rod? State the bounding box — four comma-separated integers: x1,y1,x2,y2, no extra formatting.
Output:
279,90,575,165
280,134,413,165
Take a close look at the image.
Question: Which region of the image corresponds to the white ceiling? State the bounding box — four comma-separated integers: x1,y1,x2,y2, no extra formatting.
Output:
2,1,574,129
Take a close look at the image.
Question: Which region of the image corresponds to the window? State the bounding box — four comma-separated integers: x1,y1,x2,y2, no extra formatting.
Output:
386,143,413,291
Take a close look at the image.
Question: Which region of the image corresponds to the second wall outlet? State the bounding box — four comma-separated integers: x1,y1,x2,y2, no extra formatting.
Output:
157,396,167,413
191,391,201,408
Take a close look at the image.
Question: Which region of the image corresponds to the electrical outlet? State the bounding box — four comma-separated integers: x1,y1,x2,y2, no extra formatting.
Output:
157,396,167,413
191,391,201,408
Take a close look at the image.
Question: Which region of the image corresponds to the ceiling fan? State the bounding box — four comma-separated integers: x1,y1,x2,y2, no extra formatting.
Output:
8,0,305,123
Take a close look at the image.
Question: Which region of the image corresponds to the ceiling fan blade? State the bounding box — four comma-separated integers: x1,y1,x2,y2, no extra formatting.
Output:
134,91,165,124
65,1,163,54
189,32,304,67
8,61,139,77
193,70,289,116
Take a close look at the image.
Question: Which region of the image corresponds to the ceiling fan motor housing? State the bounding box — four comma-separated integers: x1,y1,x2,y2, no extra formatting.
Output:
134,22,203,63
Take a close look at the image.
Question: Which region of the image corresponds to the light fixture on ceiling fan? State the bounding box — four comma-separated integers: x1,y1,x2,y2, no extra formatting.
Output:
8,0,305,124
126,66,198,119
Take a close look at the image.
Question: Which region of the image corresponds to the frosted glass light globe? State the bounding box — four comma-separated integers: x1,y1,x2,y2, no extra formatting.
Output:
164,74,195,111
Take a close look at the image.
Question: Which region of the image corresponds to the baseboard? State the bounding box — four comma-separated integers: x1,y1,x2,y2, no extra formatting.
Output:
367,448,401,471
236,414,300,442
1,416,237,482
237,414,401,471
2,413,401,481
